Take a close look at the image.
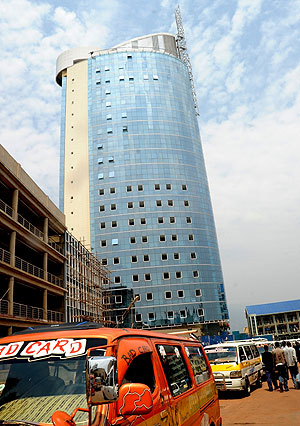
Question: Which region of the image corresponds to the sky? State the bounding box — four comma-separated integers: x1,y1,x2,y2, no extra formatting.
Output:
1,0,300,331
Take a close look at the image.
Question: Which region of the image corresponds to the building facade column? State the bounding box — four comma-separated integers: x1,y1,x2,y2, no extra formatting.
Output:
43,289,48,321
43,217,48,244
9,231,16,267
8,277,14,316
43,252,48,281
12,189,19,221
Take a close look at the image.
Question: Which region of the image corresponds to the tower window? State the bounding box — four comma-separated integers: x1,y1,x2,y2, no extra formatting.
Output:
98,173,104,180
115,295,122,304
195,289,202,297
168,200,174,206
148,312,155,321
99,205,105,212
112,238,118,245
110,187,116,194
189,234,194,240
191,252,197,259
180,310,187,318
166,184,171,190
129,219,135,226
104,66,110,71
143,74,149,80
101,258,107,265
158,217,164,224
113,257,120,264
109,171,115,178
167,311,174,319
100,222,105,229
101,240,106,247
177,290,184,298
111,221,117,228
171,234,177,241
108,156,114,162
130,237,136,244
163,272,170,280
119,76,125,81
122,126,128,132
193,270,199,278
110,204,116,210
161,253,168,260
99,189,105,195
156,200,162,207
128,202,133,208
135,313,142,322
97,143,103,149
160,235,166,242
105,89,111,94
153,75,159,80
182,184,187,190
170,217,175,224
145,273,151,281
142,236,148,243
139,201,145,207
165,291,172,299
131,256,138,263
143,254,150,262
132,274,139,282
106,114,112,120
140,218,146,225
122,112,127,118
154,184,160,190
127,185,132,192
114,276,121,284
107,128,113,134
173,253,180,260
138,184,143,191
184,200,189,206
175,271,182,279
146,293,153,301
186,217,192,223
129,76,134,81
198,309,204,317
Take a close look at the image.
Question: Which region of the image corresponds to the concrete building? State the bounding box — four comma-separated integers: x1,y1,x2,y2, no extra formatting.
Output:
56,29,229,333
0,145,112,336
246,300,300,339
0,145,66,336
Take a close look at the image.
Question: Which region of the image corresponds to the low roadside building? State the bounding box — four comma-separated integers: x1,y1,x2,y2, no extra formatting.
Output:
245,299,300,340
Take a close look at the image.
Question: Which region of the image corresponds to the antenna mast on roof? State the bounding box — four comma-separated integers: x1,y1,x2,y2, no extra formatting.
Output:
175,5,199,116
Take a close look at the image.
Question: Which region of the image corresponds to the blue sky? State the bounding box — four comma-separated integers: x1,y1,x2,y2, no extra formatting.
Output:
1,0,300,330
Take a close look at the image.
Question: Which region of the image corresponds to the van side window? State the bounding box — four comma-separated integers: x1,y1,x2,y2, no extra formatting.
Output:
185,346,210,385
156,345,192,397
239,347,247,362
251,345,259,358
121,353,155,392
244,345,253,360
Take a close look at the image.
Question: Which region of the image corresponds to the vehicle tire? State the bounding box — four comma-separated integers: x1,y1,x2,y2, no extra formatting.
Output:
243,378,251,397
256,372,262,388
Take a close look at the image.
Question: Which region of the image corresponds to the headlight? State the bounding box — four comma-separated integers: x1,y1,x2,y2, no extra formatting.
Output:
230,371,242,378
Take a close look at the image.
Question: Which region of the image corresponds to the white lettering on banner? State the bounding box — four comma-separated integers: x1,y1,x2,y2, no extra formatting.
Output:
0,342,24,359
20,339,87,358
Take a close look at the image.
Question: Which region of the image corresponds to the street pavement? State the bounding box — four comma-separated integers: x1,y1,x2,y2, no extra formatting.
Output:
220,378,300,425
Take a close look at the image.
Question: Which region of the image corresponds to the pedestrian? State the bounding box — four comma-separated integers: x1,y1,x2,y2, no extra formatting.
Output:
294,341,300,364
273,341,289,392
285,341,299,389
261,344,277,391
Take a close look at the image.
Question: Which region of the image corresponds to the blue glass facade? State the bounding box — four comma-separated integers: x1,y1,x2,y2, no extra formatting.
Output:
86,50,228,328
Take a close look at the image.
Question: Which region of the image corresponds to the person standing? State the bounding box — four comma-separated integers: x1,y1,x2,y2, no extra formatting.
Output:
285,341,299,389
262,345,277,391
273,341,288,392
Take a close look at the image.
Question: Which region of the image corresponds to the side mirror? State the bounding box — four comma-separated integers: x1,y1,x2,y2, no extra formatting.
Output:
86,356,118,405
117,383,153,416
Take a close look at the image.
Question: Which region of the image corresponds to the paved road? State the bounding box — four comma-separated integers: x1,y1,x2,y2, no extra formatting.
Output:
220,378,300,425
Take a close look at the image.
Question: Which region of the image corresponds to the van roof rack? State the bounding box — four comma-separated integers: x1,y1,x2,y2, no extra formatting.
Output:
13,322,105,335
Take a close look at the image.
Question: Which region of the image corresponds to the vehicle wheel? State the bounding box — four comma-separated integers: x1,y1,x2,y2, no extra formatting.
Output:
256,372,262,388
243,378,251,397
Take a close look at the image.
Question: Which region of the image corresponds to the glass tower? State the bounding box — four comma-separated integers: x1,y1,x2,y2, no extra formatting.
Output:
56,34,229,331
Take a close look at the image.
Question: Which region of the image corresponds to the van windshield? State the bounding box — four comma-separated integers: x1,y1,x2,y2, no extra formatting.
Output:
0,337,106,424
205,347,237,364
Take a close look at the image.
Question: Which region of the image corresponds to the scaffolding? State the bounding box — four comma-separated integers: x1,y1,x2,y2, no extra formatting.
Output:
65,232,114,324
175,5,199,115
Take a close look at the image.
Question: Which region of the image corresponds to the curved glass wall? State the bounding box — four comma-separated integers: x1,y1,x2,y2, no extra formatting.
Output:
87,50,228,328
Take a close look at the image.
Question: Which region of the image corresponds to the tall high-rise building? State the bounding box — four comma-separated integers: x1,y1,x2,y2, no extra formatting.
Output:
56,27,229,332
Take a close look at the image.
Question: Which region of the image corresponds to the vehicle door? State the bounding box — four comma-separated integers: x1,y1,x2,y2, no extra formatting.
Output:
238,346,248,379
183,344,220,426
114,336,174,426
243,345,255,384
154,341,197,426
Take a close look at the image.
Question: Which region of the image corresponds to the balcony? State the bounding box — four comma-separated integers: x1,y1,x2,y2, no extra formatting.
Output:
0,299,63,322
0,198,13,217
0,247,10,264
17,213,44,240
14,256,63,288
